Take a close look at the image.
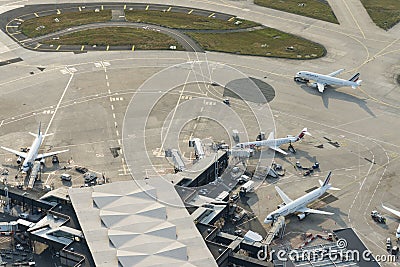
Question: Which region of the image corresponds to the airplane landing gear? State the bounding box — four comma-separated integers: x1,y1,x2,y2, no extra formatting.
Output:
288,143,296,153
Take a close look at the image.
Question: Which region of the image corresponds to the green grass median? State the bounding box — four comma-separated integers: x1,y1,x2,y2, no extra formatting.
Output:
254,0,338,24
188,29,325,59
42,27,183,50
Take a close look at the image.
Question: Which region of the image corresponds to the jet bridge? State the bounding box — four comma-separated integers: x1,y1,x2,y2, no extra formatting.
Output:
189,138,205,159
171,149,185,172
28,161,41,189
263,216,286,261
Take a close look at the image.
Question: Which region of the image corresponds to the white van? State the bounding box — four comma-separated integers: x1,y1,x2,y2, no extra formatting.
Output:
61,174,71,181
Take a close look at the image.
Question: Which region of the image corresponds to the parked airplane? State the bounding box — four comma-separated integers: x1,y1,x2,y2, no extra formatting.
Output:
382,205,400,239
234,128,311,155
294,69,362,93
264,171,339,224
0,123,68,173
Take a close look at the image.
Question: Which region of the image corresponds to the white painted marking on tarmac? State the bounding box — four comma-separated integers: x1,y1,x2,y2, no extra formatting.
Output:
111,105,114,110
114,121,118,128
0,120,3,128
44,74,74,137
116,130,119,136
112,113,116,119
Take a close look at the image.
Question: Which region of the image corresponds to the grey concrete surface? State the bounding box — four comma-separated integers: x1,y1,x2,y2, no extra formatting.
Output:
0,1,399,266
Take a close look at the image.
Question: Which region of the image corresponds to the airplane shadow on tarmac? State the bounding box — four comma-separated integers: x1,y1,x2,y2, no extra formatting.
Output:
299,84,376,117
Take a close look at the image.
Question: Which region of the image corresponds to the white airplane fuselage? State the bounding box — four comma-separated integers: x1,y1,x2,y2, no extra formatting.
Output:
297,71,359,88
264,186,327,223
236,136,298,149
22,134,42,172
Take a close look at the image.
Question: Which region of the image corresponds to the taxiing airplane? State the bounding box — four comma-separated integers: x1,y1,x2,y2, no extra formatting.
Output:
235,128,311,155
294,69,362,93
0,123,68,172
382,205,400,239
264,171,339,224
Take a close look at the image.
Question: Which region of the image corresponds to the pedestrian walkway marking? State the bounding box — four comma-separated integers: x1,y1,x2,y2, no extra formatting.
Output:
110,97,124,102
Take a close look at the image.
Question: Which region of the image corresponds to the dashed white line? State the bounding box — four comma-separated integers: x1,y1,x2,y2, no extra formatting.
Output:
121,158,127,174
106,82,110,87
116,130,119,136
114,121,118,128
111,104,114,110
0,120,4,128
112,113,116,119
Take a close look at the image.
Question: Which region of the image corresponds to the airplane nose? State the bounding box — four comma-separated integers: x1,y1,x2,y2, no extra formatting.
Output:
264,219,272,224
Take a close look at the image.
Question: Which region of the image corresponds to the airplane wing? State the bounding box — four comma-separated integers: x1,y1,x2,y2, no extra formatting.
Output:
317,83,325,93
266,131,274,141
382,205,400,218
275,186,293,204
36,149,69,159
269,146,288,155
0,146,27,158
297,207,334,215
327,69,344,77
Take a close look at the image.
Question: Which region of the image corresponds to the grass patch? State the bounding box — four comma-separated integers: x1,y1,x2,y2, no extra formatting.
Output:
188,28,325,58
41,27,183,50
20,10,111,38
125,10,259,29
254,0,338,24
360,0,400,30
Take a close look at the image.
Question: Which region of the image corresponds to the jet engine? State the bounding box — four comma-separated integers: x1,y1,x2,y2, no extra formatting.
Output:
297,213,306,220
310,83,318,88
16,157,22,164
40,158,46,165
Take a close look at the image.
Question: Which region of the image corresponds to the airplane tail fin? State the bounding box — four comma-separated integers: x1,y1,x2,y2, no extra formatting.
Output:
348,73,360,82
351,80,362,89
318,171,341,190
321,171,332,187
297,128,311,139
30,122,42,137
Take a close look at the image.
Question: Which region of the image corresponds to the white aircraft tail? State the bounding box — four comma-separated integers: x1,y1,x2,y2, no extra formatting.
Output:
351,80,362,89
348,73,360,82
297,128,311,140
318,171,340,190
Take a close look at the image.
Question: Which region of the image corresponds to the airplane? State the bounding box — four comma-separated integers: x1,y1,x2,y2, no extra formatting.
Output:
0,123,69,173
234,128,311,155
264,171,340,224
382,204,400,239
294,69,362,93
